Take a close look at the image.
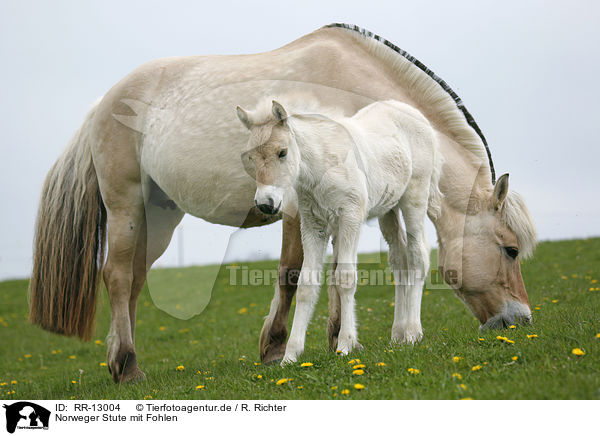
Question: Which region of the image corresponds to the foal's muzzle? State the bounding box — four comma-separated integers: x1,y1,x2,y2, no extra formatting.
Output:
255,198,280,215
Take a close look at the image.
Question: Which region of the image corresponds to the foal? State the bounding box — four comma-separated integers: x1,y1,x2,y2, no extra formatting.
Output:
237,98,443,364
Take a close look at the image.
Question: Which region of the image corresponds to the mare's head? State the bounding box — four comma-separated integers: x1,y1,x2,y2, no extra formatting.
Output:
438,174,537,330
237,100,299,215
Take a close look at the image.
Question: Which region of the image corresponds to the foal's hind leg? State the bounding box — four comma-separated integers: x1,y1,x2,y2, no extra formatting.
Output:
259,213,303,364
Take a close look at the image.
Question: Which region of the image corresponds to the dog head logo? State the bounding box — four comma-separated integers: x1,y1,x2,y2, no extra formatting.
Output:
3,402,50,433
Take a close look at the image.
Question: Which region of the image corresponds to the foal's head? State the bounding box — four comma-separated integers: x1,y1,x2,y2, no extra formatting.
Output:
438,174,537,329
236,100,299,215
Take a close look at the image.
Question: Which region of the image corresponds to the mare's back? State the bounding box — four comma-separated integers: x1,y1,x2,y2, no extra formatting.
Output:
351,100,429,139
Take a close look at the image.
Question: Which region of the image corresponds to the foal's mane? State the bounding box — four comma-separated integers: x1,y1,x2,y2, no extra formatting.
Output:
324,23,496,184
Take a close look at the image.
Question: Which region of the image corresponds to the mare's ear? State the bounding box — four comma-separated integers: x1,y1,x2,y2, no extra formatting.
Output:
492,173,509,209
236,106,251,130
272,100,288,122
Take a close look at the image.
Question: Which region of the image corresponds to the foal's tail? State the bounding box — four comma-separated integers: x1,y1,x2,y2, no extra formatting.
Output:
29,100,107,341
427,143,444,220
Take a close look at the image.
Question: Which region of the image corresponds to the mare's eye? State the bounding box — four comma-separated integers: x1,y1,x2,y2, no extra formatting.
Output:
278,149,288,159
504,246,519,259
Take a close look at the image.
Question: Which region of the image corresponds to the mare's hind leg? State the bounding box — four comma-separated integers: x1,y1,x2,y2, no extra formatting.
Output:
259,214,303,364
327,237,341,351
103,196,146,383
129,199,184,346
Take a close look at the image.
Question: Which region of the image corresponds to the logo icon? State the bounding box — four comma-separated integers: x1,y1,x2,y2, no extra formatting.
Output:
3,402,50,433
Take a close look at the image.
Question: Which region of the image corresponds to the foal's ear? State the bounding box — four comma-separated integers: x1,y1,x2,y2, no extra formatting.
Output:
236,106,251,130
272,100,288,122
492,173,509,209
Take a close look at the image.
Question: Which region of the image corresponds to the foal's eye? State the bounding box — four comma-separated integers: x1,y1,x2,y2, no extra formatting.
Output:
278,149,288,159
503,246,519,259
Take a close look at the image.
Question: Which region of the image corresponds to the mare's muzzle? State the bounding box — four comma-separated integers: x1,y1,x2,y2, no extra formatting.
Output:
480,300,533,331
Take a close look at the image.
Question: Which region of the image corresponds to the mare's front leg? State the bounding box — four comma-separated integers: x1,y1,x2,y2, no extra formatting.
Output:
259,214,303,364
281,222,327,365
333,214,362,355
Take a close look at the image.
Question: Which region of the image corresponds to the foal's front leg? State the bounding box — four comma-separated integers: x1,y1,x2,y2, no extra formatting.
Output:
281,226,328,365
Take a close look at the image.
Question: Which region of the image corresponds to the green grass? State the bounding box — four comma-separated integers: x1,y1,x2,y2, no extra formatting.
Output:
1,238,599,399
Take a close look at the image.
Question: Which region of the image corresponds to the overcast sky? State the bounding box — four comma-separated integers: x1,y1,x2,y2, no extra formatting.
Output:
1,1,599,280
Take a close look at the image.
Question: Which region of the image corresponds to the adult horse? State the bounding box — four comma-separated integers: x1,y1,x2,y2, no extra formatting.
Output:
29,23,536,383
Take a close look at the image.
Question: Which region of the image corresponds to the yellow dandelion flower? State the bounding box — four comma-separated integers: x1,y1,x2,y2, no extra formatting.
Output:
24,354,32,358
527,334,538,339
195,385,205,390
551,299,558,303
352,369,365,376
407,368,420,375
51,350,57,354
347,359,361,365
300,362,313,367
375,362,386,367
452,356,462,363
352,364,366,369
69,355,76,359
595,333,600,339
461,397,474,400
331,386,338,390
511,356,519,361
71,380,77,384
238,357,245,361
94,340,103,345
336,350,342,354
276,378,289,385
472,365,483,372
297,386,303,390
254,362,261,366
237,307,248,314
99,362,107,367
10,381,17,385
534,307,541,310
452,373,462,380
0,382,7,386
571,348,585,356
478,338,485,342
509,325,516,329
354,383,365,390
176,365,185,371
459,383,467,390
144,395,152,399
159,326,166,331
341,389,350,395
592,279,598,284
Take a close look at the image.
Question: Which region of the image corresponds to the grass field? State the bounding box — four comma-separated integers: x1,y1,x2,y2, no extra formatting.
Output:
1,237,598,400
